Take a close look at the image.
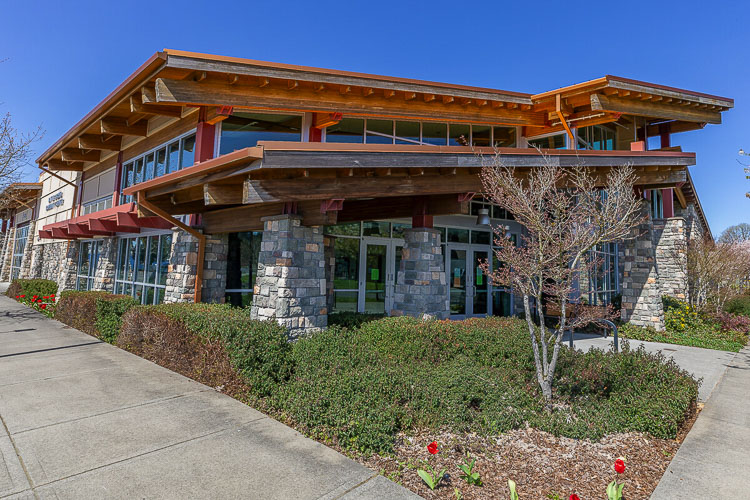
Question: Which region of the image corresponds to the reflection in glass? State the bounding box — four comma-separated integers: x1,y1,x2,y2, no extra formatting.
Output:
326,118,364,143
219,113,302,154
395,121,420,144
449,124,470,146
472,125,491,147
333,238,359,289
493,127,516,147
422,122,447,145
449,249,467,315
364,244,387,314
473,250,488,315
365,119,393,144
362,221,390,237
181,135,196,168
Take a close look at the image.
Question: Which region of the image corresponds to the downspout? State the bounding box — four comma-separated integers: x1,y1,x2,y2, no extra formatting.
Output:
137,192,205,303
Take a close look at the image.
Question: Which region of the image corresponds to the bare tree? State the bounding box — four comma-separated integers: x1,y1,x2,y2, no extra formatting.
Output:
0,112,43,211
480,153,644,401
718,223,750,244
687,237,750,313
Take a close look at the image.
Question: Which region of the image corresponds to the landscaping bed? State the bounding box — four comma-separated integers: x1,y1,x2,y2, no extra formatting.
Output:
32,294,700,498
620,296,750,352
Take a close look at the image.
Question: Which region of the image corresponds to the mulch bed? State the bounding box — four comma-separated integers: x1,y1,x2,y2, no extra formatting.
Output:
354,405,700,500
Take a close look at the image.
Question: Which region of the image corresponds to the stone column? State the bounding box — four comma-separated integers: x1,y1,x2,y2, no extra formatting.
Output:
57,240,80,292
621,202,665,330
18,221,36,279
202,234,228,304
164,230,198,303
653,217,688,301
93,237,118,293
250,215,327,339
391,227,449,319
0,227,17,282
29,243,44,279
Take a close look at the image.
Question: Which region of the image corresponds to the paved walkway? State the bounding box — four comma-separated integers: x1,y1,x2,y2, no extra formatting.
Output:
0,295,419,499
650,345,750,498
564,332,736,401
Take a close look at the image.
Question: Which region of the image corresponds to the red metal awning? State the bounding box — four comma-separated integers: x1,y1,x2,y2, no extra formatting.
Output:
40,202,173,240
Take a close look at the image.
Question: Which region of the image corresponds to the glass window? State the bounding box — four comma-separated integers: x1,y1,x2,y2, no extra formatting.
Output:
333,238,360,290
219,112,302,154
226,231,262,307
449,124,471,146
76,240,100,291
144,153,155,182
325,118,364,143
447,228,469,243
471,230,491,245
115,233,172,304
181,134,196,168
324,222,361,237
166,141,180,175
395,121,421,145
529,134,566,149
133,158,144,185
365,119,394,144
422,122,447,146
362,221,390,237
392,223,411,239
472,125,491,147
155,148,167,178
493,127,516,147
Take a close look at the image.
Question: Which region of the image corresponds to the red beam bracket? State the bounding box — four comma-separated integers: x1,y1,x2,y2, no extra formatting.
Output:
458,192,476,203
320,199,344,213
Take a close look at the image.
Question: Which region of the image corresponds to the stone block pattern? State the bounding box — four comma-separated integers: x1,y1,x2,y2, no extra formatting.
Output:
18,221,37,279
164,230,198,303
93,237,117,293
57,241,80,292
0,227,16,281
250,215,327,339
202,234,228,304
653,217,688,301
391,228,449,319
621,202,665,330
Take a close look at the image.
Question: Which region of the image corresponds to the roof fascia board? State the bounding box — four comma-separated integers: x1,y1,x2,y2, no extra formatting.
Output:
164,53,533,105
606,76,733,107
36,52,168,165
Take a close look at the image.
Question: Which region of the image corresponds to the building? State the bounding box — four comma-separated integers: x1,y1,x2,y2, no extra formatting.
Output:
24,50,730,334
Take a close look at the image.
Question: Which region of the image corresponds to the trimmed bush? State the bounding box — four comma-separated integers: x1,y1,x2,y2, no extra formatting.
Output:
118,304,292,396
327,311,384,329
6,279,57,300
725,295,750,317
54,291,137,343
271,316,698,454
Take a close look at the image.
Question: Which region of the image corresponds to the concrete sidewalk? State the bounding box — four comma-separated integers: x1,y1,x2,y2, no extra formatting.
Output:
0,296,420,499
650,345,750,498
564,332,736,401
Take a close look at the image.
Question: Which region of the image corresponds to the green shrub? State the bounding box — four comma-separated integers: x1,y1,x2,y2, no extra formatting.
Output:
725,295,750,317
54,291,137,343
95,295,138,343
119,304,292,396
327,311,384,329
620,320,746,352
6,279,58,300
271,316,698,454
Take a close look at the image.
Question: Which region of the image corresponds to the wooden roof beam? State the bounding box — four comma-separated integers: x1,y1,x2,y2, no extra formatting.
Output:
590,94,721,124
44,159,84,171
61,148,101,162
101,118,149,136
78,134,122,151
130,95,183,118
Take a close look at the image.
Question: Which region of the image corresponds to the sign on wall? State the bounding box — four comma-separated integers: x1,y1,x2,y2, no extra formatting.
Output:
16,208,33,224
46,192,64,211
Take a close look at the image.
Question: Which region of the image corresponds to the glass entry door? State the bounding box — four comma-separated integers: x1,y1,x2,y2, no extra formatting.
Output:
358,238,403,314
447,244,491,318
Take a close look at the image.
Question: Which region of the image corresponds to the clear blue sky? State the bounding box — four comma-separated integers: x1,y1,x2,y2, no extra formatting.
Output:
2,0,747,235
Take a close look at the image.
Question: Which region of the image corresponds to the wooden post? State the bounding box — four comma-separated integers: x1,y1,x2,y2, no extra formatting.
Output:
190,107,216,227
662,188,674,218
412,196,433,228
659,123,671,149
113,152,123,206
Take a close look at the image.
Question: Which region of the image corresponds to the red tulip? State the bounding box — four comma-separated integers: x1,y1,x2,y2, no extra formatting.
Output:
20,295,25,298
427,441,438,455
40,304,47,310
15,295,19,298
570,495,581,500
33,295,38,299
51,297,56,302
614,458,626,474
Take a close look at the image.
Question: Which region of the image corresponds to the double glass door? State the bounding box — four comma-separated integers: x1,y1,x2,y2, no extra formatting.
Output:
447,244,491,318
358,238,403,314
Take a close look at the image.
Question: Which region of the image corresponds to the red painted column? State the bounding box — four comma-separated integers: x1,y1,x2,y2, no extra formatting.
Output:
112,152,123,206
412,197,433,229
662,188,674,218
309,113,322,142
659,123,671,149
190,107,217,226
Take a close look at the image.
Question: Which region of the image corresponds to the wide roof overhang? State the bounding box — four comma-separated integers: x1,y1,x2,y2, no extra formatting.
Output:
39,202,174,240
37,50,733,172
121,143,696,233
0,182,42,217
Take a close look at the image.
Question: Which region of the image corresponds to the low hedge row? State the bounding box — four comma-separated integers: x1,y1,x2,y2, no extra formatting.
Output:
6,279,58,300
118,304,292,397
54,291,138,343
